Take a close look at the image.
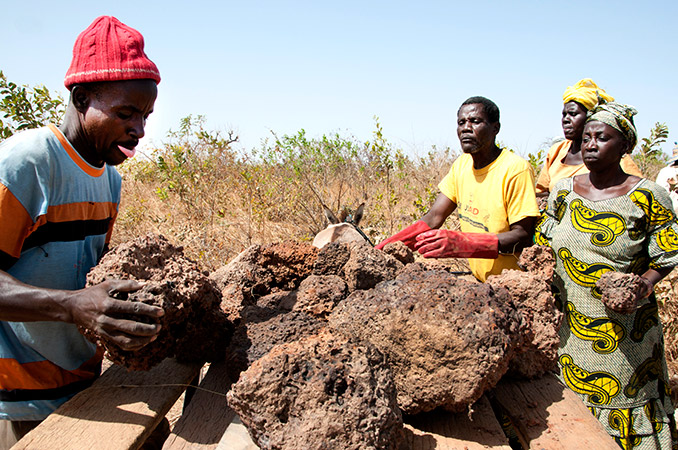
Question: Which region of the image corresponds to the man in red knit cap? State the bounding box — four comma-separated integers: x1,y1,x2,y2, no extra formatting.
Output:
0,16,163,447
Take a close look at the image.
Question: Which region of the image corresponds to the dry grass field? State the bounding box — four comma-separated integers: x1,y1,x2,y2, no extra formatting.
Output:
112,118,457,270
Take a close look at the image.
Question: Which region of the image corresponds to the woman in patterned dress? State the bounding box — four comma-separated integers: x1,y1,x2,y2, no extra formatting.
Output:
536,99,678,450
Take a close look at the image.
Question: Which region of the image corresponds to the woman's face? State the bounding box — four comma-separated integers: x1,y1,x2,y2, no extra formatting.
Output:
581,121,629,172
561,101,588,141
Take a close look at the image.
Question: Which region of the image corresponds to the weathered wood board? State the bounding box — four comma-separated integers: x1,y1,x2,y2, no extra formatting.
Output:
14,358,201,450
491,375,619,450
16,362,619,450
401,395,512,450
163,361,234,450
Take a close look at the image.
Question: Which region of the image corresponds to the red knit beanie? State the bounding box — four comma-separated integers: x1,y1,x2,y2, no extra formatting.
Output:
64,16,160,89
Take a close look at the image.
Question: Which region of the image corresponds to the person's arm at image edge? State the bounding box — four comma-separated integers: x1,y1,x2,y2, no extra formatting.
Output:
0,269,163,351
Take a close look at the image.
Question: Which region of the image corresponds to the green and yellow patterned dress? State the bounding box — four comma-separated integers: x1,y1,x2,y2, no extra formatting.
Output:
536,177,678,450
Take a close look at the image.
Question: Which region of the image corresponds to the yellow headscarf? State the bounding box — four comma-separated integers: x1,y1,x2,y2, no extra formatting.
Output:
562,79,614,110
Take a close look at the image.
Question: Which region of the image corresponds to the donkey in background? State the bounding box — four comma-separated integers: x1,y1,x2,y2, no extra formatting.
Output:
312,203,373,248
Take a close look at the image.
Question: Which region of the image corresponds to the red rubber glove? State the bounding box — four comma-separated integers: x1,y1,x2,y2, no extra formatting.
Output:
414,229,499,259
375,220,431,250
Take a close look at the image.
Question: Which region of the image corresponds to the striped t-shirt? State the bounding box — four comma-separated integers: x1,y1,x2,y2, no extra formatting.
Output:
0,125,121,420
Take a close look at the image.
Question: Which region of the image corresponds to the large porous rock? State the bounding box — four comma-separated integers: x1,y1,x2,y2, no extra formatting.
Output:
342,242,404,291
225,309,326,382
214,282,252,323
312,241,404,291
211,242,318,296
328,265,520,414
255,290,298,312
382,241,415,265
312,242,351,276
597,271,644,314
85,233,232,371
227,329,403,450
517,244,556,281
292,275,349,318
210,245,273,297
258,242,319,290
486,245,562,378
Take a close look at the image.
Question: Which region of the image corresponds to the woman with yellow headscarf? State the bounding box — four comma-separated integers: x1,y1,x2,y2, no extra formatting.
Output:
535,79,643,197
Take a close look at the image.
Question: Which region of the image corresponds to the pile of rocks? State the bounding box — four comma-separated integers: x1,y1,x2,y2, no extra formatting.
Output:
87,235,561,449
213,240,561,448
85,233,232,371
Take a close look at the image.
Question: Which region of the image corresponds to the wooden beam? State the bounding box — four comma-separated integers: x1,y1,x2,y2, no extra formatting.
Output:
14,358,202,450
491,374,619,450
402,395,512,450
215,416,260,450
164,361,236,450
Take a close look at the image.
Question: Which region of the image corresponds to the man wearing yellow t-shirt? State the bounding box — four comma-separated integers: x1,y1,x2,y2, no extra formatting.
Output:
376,96,539,282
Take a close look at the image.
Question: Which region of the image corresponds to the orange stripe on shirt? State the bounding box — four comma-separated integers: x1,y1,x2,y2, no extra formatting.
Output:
0,347,103,391
48,125,105,178
0,183,34,258
0,189,118,258
46,202,119,223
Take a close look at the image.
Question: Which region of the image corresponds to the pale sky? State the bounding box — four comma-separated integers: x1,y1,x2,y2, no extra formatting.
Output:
3,1,677,159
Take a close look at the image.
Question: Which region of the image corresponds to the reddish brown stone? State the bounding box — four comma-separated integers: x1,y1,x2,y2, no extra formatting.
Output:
211,242,318,296
225,309,326,382
255,290,298,312
210,244,273,297
487,270,562,378
215,283,251,323
342,242,403,291
293,275,349,318
85,233,232,371
486,245,561,378
227,329,403,450
312,242,351,276
597,271,644,314
382,241,415,265
328,267,520,414
257,242,319,291
518,245,556,281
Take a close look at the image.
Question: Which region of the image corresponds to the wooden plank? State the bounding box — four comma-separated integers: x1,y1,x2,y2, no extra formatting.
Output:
14,358,202,450
164,362,235,450
216,416,259,450
491,374,619,450
402,395,512,450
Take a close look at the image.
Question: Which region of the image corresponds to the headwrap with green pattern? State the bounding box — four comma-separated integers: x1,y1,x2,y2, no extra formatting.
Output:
586,97,638,151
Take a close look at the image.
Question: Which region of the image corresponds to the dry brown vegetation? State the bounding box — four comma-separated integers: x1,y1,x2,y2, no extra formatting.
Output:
655,271,678,403
113,116,457,271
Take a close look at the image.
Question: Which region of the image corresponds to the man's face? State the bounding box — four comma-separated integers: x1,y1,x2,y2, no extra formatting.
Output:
456,104,499,154
80,79,157,166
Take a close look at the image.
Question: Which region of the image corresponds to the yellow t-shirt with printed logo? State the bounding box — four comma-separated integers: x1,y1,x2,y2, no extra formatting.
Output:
438,149,539,282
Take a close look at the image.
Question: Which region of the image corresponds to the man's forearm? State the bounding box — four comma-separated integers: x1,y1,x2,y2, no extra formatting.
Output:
0,270,71,323
497,231,529,254
497,217,537,254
